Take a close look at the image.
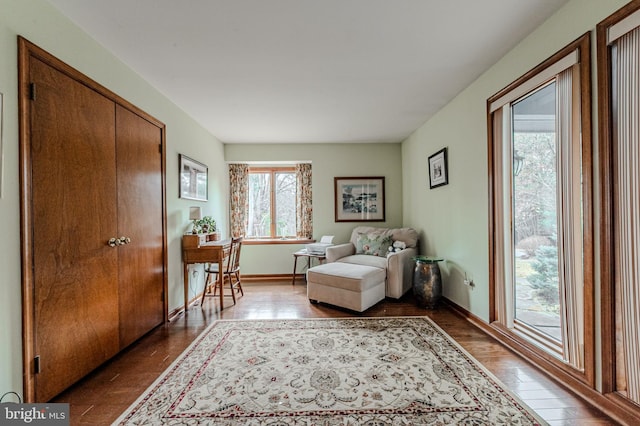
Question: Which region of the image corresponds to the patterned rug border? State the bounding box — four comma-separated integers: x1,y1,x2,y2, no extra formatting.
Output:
114,316,548,425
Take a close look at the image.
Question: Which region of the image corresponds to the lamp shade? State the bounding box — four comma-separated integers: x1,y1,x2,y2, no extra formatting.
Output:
189,206,202,221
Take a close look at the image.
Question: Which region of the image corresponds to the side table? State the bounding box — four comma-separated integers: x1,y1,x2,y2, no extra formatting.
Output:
412,256,444,309
292,249,326,285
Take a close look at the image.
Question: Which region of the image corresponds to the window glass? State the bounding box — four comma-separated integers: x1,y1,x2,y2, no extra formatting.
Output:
275,172,296,237
247,172,271,237
512,82,562,341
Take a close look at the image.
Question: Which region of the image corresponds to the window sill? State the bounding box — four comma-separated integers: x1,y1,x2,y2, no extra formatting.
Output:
244,238,314,246
513,320,563,359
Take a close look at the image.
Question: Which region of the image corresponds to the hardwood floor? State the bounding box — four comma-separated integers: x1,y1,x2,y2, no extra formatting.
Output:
53,281,618,425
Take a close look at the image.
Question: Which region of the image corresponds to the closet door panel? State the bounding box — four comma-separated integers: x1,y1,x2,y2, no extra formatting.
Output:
30,58,119,401
116,105,164,348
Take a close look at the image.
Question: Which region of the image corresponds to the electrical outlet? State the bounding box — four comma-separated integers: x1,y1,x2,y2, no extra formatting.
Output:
463,271,475,288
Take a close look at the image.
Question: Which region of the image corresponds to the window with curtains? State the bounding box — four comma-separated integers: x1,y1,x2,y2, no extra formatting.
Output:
598,2,640,409
487,34,593,379
229,163,313,240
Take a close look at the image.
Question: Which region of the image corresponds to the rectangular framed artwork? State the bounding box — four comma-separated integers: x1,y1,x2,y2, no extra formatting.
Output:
334,176,385,222
428,147,449,189
179,154,208,201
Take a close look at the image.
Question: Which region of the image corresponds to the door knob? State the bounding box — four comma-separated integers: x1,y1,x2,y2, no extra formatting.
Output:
108,237,131,247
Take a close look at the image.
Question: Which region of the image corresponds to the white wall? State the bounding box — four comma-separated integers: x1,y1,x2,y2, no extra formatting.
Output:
401,0,627,326
0,0,227,397
224,143,403,274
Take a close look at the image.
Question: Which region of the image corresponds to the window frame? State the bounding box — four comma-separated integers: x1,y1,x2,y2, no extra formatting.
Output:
487,32,594,387
246,166,298,241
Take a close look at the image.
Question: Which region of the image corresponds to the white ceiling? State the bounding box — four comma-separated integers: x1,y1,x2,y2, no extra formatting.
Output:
46,0,569,144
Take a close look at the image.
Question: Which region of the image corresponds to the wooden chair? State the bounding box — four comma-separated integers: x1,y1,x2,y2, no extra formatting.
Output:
201,237,244,306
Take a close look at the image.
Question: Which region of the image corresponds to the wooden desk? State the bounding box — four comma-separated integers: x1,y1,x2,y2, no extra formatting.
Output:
182,234,231,312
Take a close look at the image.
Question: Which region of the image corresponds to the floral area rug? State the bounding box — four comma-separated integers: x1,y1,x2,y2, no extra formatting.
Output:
114,317,546,425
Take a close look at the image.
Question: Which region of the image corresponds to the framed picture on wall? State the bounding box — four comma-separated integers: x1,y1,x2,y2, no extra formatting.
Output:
334,176,385,222
428,147,448,189
179,154,208,201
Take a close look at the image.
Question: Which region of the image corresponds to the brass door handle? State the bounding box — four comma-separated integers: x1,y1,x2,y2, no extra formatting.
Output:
108,236,131,247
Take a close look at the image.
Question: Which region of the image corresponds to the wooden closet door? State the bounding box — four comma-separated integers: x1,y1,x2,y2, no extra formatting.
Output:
30,58,120,402
116,105,165,348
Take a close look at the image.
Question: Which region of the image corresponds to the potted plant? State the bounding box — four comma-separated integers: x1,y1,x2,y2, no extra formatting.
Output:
196,216,218,240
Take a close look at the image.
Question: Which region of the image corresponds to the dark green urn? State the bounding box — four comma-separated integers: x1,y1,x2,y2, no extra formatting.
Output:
412,256,443,309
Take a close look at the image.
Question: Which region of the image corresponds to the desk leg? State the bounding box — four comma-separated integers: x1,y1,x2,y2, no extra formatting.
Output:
184,262,189,313
292,255,299,285
218,258,224,309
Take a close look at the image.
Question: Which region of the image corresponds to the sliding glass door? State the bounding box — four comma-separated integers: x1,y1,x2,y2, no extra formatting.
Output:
598,2,640,410
488,33,592,381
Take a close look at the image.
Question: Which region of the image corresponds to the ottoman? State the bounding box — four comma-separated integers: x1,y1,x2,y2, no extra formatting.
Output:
306,263,386,312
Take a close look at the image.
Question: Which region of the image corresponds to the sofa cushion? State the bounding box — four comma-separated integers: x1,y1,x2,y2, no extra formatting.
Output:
337,254,388,269
349,226,387,246
349,226,419,249
355,233,393,256
389,227,419,248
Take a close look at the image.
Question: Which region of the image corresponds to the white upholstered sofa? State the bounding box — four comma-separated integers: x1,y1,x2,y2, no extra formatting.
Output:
324,226,419,299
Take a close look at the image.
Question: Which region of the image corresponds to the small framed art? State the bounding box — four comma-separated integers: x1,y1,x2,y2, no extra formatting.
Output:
334,176,385,222
428,147,448,189
179,154,208,201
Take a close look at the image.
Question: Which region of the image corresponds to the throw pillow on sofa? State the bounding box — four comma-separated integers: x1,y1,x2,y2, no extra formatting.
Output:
355,233,393,257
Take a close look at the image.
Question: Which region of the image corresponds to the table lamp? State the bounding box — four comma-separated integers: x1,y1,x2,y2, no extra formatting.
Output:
189,206,202,234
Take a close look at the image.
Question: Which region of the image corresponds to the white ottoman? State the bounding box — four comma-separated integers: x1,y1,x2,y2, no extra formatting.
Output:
306,263,386,312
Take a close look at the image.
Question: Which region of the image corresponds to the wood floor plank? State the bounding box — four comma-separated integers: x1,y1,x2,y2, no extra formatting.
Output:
52,282,618,425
